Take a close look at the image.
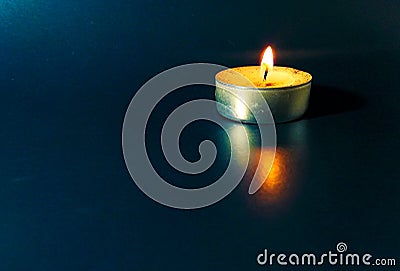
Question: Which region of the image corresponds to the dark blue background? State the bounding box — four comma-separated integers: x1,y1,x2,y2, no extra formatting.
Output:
1,0,399,270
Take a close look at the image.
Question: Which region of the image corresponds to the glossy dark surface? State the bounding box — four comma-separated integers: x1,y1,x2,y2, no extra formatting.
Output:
1,1,399,270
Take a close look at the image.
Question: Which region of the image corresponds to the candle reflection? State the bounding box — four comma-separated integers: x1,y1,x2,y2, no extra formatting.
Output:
226,121,308,210
252,147,293,204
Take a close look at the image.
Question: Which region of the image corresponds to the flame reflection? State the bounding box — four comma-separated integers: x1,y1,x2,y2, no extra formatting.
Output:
252,147,292,204
227,121,308,208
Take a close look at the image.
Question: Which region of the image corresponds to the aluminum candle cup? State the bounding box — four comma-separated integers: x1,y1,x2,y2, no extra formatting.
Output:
215,66,312,124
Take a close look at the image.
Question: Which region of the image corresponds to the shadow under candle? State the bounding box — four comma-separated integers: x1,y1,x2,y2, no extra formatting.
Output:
304,85,367,119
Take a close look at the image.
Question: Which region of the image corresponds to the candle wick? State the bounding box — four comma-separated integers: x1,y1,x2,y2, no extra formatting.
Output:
263,70,268,80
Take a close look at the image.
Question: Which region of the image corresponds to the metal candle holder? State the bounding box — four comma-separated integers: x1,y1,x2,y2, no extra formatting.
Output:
215,66,312,124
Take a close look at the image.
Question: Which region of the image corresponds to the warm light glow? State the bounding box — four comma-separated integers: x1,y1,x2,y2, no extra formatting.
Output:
260,46,274,80
252,148,290,204
259,149,286,199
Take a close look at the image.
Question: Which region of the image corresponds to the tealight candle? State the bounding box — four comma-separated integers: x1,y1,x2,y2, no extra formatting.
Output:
215,46,312,123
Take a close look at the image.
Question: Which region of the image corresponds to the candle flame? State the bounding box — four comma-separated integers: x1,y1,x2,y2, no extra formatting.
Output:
260,46,274,80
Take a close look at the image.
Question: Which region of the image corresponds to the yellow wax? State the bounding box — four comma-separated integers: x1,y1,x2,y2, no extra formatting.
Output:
216,66,311,89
